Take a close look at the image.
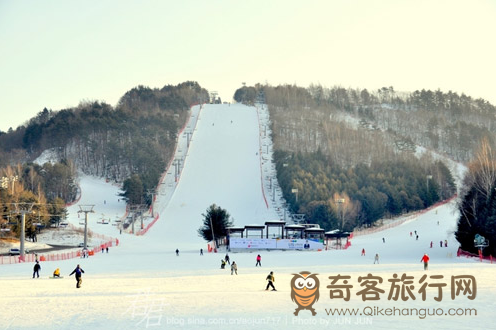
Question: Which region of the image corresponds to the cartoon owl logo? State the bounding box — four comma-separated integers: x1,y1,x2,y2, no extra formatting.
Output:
290,271,320,316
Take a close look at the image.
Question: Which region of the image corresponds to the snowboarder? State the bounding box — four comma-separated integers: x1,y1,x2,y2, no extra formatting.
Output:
53,268,61,278
225,253,230,265
221,259,226,269
420,254,430,270
374,254,379,264
361,248,365,256
256,254,262,267
176,249,179,256
265,271,276,291
69,264,85,288
200,248,203,256
231,261,238,275
33,261,41,278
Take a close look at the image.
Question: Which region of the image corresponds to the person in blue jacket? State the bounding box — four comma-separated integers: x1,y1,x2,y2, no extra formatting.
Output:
69,264,85,288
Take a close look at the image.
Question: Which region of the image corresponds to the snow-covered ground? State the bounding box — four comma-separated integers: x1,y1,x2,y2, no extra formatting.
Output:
0,104,494,330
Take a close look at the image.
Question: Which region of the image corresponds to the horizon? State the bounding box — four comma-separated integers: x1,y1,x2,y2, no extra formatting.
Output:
1,0,495,131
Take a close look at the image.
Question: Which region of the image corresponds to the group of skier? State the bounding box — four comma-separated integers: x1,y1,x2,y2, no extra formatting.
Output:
32,261,85,288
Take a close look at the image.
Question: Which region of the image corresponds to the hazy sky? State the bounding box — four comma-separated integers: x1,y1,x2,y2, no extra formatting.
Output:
1,0,495,131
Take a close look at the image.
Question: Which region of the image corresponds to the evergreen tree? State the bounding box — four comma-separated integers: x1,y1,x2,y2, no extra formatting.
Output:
198,204,233,247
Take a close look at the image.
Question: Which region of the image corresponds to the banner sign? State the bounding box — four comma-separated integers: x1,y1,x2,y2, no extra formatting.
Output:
230,238,324,250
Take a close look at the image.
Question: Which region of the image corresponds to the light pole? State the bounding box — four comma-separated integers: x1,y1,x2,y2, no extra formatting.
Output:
336,198,345,230
426,175,432,192
78,205,94,250
1,175,18,195
209,216,216,248
146,190,157,217
292,188,298,203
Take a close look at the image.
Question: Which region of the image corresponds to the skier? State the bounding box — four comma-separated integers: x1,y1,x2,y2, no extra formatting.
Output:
410,232,412,237
231,261,238,275
256,254,262,267
225,253,230,265
374,254,379,264
444,240,448,247
430,241,433,248
69,264,85,288
265,271,276,291
176,249,179,256
420,253,430,270
221,259,226,269
53,268,61,278
416,235,419,240
440,240,443,247
33,261,41,278
361,248,365,256
382,237,385,243
106,247,109,253
200,248,203,256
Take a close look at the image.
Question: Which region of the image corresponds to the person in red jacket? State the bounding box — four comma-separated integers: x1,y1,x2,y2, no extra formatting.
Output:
420,254,430,270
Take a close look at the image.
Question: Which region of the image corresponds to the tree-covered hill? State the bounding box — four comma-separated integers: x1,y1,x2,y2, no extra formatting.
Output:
233,83,495,231
0,81,209,207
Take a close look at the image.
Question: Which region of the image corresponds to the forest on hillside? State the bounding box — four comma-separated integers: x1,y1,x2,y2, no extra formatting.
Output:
0,82,209,222
0,162,73,236
455,140,496,257
234,83,496,231
235,84,495,164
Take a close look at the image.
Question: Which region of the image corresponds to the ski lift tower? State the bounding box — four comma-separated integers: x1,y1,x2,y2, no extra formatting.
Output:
13,202,35,260
474,234,489,261
78,205,95,250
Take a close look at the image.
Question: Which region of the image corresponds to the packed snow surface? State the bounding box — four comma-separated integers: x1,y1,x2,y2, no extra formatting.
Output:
1,104,493,330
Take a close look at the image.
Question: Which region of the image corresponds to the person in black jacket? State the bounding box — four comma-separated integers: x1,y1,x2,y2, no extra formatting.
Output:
265,271,276,291
69,264,85,288
33,261,41,278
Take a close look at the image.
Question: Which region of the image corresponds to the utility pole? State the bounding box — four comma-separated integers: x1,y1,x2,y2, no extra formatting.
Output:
78,205,94,250
185,132,193,148
129,204,145,233
13,202,34,261
173,158,183,182
292,188,298,203
335,198,345,230
1,175,18,195
209,216,216,248
146,190,157,217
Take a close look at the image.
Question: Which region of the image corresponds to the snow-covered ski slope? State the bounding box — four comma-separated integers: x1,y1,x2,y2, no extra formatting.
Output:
147,104,280,250
1,104,495,330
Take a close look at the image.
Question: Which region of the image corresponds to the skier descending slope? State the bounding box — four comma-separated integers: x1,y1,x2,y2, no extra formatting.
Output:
69,264,85,288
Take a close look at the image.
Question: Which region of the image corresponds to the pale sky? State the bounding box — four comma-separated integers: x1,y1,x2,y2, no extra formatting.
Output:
1,0,495,131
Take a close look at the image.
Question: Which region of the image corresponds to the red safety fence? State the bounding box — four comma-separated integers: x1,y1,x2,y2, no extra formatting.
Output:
256,105,270,209
457,248,494,264
136,214,159,236
0,224,119,265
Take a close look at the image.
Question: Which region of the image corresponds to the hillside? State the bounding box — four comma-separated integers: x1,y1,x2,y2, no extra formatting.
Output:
0,104,493,330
